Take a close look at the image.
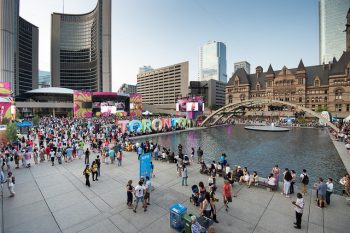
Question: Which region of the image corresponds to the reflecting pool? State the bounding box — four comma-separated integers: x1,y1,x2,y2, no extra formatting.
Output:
137,125,347,193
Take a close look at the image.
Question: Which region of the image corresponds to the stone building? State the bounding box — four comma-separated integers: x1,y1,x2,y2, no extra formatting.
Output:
226,9,350,118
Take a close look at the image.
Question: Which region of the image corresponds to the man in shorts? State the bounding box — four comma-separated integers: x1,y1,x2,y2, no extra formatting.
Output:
133,180,146,213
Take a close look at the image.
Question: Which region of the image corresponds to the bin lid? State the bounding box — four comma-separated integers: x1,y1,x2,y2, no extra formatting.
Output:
169,203,187,214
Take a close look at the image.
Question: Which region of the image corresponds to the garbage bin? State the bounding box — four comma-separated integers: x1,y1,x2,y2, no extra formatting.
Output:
169,203,187,232
183,213,192,233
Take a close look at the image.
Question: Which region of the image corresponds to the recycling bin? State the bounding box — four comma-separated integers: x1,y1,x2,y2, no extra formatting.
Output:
183,213,192,233
169,203,187,232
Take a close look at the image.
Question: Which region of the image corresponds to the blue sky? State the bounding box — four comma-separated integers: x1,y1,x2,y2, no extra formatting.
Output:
20,0,319,91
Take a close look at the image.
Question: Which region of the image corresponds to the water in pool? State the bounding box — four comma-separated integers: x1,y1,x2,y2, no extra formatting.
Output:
136,124,347,193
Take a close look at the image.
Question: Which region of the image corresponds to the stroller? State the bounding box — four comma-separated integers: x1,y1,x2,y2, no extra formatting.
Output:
200,160,209,175
190,185,200,206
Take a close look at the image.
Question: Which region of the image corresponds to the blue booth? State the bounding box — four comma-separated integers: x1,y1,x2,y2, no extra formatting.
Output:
169,203,187,232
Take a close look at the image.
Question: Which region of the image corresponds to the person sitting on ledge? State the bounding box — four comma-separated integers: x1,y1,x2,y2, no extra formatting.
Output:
239,167,249,185
248,171,259,188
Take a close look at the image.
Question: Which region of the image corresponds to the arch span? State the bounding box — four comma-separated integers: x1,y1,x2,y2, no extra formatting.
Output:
201,99,338,132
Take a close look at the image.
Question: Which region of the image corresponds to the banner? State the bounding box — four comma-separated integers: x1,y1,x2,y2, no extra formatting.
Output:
0,97,14,123
0,82,11,97
73,91,92,118
140,152,151,179
130,94,142,116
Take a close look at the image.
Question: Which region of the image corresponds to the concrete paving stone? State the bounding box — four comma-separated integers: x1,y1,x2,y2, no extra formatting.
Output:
308,202,324,226
4,213,60,233
141,213,178,233
225,196,266,226
46,190,86,212
213,210,255,233
109,213,139,233
40,181,76,199
3,188,43,209
119,202,167,230
99,189,126,208
36,174,70,188
62,213,112,233
307,222,323,233
52,199,100,230
252,226,273,233
234,185,274,208
4,200,51,229
324,208,349,233
256,209,307,233
151,188,189,211
89,196,113,212
77,219,122,233
8,180,38,193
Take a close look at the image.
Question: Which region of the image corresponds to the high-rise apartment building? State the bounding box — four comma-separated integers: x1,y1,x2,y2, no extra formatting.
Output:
137,62,189,105
0,0,38,96
51,0,111,92
234,61,251,74
118,83,137,94
199,41,227,83
319,0,350,64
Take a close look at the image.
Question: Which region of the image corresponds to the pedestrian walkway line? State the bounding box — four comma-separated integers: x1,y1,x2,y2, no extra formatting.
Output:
28,167,63,233
251,191,275,233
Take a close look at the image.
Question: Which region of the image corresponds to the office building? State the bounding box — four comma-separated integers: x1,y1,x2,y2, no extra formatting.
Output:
0,0,38,96
139,66,153,74
189,79,226,107
137,61,189,105
234,61,251,74
118,83,137,94
199,41,227,83
38,71,51,88
226,10,350,117
17,17,38,95
319,0,350,64
51,0,111,92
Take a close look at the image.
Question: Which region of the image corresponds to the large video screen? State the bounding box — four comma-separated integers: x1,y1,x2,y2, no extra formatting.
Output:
176,96,204,112
92,93,130,116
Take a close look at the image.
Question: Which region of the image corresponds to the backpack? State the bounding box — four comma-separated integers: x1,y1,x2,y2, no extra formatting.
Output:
302,174,309,185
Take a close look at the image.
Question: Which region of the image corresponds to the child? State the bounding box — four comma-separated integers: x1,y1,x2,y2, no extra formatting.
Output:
150,162,155,178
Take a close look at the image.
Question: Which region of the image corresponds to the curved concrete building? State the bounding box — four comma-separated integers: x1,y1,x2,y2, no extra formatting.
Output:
51,0,111,92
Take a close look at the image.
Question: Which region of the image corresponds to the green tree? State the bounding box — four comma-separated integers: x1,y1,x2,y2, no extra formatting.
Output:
6,122,17,143
16,111,22,120
1,117,9,125
33,115,40,126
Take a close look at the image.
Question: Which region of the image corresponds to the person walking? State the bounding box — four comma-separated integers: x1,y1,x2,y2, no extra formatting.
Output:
144,176,151,205
83,165,91,187
50,149,55,166
150,162,155,178
85,148,90,165
133,180,146,213
154,146,159,160
300,169,309,195
223,179,232,211
191,147,195,164
292,193,304,229
6,171,15,197
326,177,333,205
117,150,122,166
96,156,101,177
197,147,203,163
126,180,134,209
109,148,115,164
181,164,188,186
91,161,98,181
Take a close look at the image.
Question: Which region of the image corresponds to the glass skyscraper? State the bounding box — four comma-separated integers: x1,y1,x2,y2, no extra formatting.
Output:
0,0,38,96
199,41,227,83
51,0,111,92
319,0,350,64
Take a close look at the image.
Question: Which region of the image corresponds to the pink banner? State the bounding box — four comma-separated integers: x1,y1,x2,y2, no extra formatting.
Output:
0,82,11,97
73,91,92,118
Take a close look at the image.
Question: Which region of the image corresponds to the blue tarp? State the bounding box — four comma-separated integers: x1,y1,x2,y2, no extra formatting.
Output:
16,121,33,127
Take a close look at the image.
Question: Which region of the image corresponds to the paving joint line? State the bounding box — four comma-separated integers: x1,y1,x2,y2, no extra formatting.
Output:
251,189,275,233
28,166,63,233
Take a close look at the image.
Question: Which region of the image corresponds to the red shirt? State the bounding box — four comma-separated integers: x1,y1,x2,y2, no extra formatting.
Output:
223,183,231,197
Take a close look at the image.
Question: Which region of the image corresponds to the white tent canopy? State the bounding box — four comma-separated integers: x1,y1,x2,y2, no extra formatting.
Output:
344,115,350,123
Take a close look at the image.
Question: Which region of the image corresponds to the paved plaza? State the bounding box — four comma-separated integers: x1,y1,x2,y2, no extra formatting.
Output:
1,149,349,233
